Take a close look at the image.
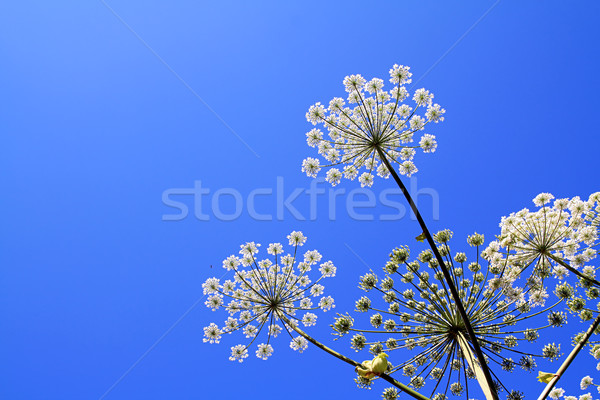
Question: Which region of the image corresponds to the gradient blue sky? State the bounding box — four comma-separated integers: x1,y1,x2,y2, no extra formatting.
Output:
1,1,599,399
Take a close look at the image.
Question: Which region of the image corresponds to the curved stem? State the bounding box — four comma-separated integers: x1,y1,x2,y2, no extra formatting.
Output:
537,314,600,400
282,316,429,400
376,147,499,400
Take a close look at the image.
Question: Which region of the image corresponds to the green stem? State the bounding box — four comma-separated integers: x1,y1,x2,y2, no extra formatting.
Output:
282,316,430,400
537,313,600,400
376,147,499,400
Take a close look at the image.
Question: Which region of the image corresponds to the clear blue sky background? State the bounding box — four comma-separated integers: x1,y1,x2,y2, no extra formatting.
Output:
1,1,599,399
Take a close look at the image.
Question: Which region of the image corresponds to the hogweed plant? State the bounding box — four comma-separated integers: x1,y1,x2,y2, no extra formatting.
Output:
202,231,429,400
302,63,499,399
200,62,600,400
302,64,445,187
484,193,600,293
202,231,337,362
334,231,569,400
484,193,600,400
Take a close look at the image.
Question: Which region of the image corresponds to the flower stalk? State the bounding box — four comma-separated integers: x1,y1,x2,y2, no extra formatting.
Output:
376,147,499,400
456,332,495,400
284,316,430,400
536,313,600,400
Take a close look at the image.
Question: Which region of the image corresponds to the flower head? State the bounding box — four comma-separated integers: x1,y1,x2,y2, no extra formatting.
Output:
483,193,600,295
202,231,336,361
580,376,593,390
549,388,565,400
346,231,565,398
303,64,445,186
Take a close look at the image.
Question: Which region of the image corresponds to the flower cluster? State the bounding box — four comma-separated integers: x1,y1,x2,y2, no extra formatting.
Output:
558,339,600,400
338,231,567,398
592,343,600,372
302,64,445,187
551,374,600,400
202,231,336,362
483,193,600,306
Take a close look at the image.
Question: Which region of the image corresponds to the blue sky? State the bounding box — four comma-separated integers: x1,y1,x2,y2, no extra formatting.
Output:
1,1,599,399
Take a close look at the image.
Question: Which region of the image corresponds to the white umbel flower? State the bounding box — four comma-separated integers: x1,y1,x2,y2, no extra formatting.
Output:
202,232,336,362
483,192,600,293
580,376,593,390
302,64,445,186
290,336,309,353
256,343,274,360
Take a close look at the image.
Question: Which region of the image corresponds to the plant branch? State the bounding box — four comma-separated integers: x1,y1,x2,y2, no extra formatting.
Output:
537,313,600,400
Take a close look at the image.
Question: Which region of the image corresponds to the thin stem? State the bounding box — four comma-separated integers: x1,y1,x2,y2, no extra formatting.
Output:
549,254,600,288
537,314,600,400
281,316,430,400
376,147,499,400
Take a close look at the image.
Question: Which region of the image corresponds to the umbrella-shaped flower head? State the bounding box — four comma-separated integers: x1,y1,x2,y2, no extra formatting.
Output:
302,64,445,187
202,231,336,362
